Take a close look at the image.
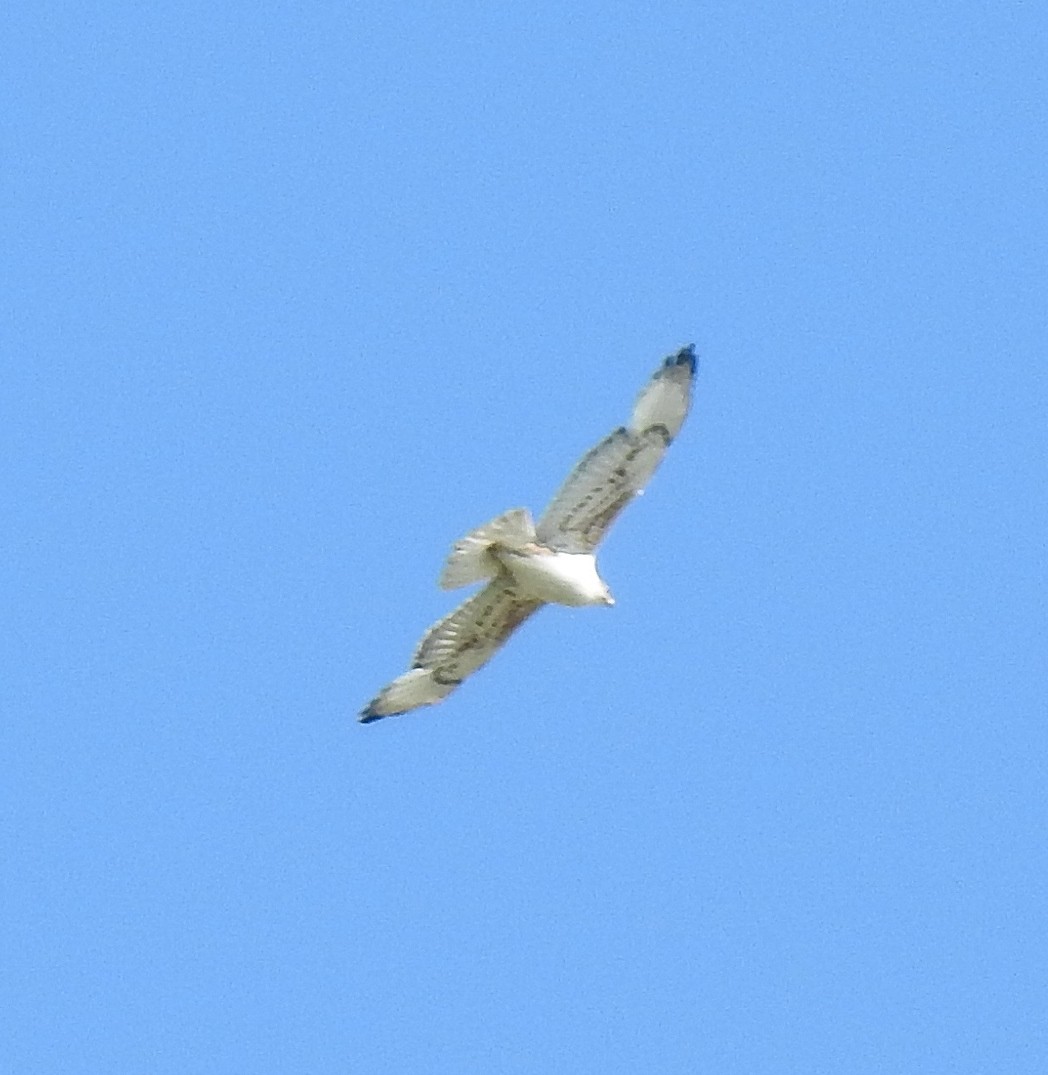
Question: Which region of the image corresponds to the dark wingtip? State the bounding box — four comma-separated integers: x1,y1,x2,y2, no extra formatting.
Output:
359,703,384,724
360,699,411,723
665,344,697,374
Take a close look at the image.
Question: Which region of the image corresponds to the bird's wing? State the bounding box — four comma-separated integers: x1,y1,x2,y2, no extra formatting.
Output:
535,346,696,554
360,580,543,722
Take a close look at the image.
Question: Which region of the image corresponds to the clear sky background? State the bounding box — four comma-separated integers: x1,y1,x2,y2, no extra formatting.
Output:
4,2,1047,1072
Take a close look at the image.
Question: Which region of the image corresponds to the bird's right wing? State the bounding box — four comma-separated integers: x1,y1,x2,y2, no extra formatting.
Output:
360,581,543,722
535,346,696,554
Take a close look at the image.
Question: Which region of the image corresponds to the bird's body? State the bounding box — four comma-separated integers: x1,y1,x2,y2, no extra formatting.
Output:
491,546,612,607
360,345,698,723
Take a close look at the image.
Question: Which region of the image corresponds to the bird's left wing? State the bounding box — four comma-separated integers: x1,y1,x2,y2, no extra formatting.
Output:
360,580,543,722
535,346,696,554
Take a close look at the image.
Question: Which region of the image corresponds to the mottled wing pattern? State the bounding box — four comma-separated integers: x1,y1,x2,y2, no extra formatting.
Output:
535,346,696,554
412,580,542,672
534,428,668,554
360,581,543,722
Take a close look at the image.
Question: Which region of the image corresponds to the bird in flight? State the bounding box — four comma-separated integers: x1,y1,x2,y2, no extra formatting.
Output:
360,345,698,723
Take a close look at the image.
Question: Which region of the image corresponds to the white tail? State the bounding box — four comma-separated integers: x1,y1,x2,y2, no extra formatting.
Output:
438,507,536,590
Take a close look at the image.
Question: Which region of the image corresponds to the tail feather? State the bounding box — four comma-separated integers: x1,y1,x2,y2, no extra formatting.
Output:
438,507,536,590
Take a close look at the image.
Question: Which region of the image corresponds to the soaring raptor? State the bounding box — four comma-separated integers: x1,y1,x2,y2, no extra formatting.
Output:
360,346,698,722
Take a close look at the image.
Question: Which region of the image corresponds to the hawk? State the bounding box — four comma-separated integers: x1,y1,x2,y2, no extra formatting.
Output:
360,345,698,722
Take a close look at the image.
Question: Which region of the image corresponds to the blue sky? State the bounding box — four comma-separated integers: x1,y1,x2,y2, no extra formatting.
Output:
4,2,1047,1071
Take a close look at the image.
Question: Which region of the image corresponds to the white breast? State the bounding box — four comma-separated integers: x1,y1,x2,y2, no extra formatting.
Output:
496,548,613,607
